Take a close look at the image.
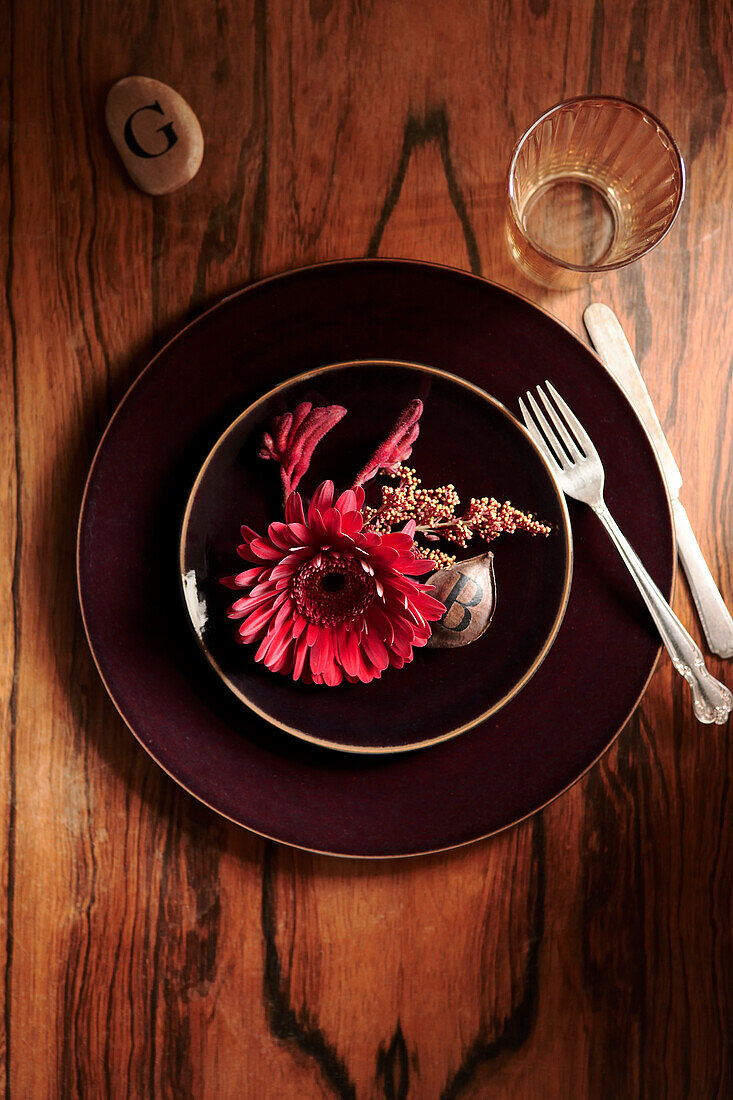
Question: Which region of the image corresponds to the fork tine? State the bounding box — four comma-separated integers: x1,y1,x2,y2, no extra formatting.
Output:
545,381,599,460
518,397,556,465
523,391,570,469
537,386,584,462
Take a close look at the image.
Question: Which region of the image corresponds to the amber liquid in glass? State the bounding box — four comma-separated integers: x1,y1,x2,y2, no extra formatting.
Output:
506,97,684,289
523,180,617,267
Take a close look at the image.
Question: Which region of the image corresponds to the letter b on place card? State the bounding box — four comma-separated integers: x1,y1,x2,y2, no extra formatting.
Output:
105,77,204,195
426,552,496,648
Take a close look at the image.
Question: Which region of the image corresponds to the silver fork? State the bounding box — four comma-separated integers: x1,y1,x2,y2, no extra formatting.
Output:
520,382,732,725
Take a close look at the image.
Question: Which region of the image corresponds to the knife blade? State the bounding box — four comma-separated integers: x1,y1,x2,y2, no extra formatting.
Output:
584,302,733,659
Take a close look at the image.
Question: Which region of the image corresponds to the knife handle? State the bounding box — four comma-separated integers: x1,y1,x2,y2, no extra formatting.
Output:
672,499,733,658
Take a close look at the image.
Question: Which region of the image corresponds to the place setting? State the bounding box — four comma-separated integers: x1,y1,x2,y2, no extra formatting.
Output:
78,96,732,858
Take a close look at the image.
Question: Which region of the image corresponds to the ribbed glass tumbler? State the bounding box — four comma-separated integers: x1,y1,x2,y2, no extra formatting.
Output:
507,97,685,290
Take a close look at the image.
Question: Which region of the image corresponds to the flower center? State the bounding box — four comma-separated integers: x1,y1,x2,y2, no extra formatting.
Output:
293,554,375,625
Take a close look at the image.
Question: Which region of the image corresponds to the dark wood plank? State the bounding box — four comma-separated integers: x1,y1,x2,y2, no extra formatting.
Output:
1,0,731,1096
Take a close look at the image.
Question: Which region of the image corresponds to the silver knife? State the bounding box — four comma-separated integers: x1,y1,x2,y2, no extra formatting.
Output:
584,302,733,658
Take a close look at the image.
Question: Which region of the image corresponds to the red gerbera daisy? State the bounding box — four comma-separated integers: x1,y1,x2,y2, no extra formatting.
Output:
223,480,446,686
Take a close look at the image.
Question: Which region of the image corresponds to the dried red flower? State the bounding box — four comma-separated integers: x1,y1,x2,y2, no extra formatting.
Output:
260,402,346,495
353,399,423,486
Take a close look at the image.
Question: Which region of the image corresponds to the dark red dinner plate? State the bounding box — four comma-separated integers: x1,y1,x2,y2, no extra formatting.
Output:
77,259,673,857
179,361,572,753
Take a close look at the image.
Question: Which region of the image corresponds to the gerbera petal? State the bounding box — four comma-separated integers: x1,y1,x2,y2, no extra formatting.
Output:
309,626,334,676
383,574,438,603
391,618,416,658
367,544,399,567
268,564,298,583
381,532,414,551
253,628,277,663
335,488,358,514
321,662,342,687
256,623,294,668
411,624,432,647
361,629,389,672
340,510,365,539
284,522,310,545
354,652,379,683
321,507,342,539
235,566,264,587
335,624,361,678
269,550,309,577
269,649,293,675
292,634,309,680
249,536,285,561
292,613,308,638
267,521,295,550
308,509,328,542
272,598,295,629
284,492,306,525
236,542,268,563
398,557,437,575
247,578,279,598
221,572,259,590
417,593,448,618
227,590,274,616
366,604,395,646
238,602,278,640
309,480,334,517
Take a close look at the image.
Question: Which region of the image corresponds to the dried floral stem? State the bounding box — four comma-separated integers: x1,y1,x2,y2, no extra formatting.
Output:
352,399,423,487
362,463,550,569
415,520,461,531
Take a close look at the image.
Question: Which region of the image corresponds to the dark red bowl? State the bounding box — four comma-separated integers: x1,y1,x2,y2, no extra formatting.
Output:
179,361,573,753
77,259,673,857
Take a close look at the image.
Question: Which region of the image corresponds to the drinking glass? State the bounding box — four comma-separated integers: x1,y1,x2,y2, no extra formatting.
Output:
506,96,685,290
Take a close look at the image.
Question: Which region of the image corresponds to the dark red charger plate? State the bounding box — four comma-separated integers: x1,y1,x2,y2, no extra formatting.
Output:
77,259,674,858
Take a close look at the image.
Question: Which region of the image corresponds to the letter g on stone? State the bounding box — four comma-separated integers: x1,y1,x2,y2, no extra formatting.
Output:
123,100,178,159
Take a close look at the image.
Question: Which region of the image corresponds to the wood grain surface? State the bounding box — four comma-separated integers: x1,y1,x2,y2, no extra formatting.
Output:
2,0,731,1096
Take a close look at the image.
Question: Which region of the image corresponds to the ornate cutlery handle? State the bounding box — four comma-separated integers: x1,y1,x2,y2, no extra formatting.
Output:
594,504,732,724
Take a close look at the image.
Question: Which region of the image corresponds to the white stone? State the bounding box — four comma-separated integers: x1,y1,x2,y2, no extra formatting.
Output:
105,76,204,196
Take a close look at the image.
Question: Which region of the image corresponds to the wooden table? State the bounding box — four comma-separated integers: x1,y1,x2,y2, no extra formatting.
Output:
2,1,731,1096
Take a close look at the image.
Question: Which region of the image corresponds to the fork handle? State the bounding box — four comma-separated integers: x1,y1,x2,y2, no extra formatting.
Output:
594,504,732,725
